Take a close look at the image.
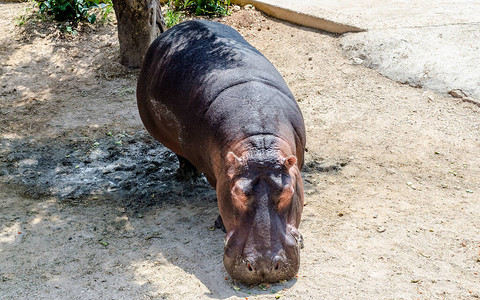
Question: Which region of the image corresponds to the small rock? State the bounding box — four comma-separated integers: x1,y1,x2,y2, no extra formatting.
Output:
353,57,363,65
244,4,253,9
232,5,240,12
406,181,416,190
377,226,386,233
449,89,466,98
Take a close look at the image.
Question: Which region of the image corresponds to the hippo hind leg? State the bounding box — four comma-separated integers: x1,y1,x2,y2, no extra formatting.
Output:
214,215,226,233
175,154,200,181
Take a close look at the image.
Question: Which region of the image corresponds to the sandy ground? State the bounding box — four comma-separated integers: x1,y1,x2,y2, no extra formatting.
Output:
1,3,480,299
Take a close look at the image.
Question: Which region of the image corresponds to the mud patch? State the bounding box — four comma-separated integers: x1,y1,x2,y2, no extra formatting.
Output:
0,132,214,204
0,131,344,204
302,155,349,173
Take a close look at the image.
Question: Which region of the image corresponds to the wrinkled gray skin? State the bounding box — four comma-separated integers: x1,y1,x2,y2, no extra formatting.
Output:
137,20,306,283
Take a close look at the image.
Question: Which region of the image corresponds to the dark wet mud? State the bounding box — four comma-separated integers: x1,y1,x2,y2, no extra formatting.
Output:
0,131,214,204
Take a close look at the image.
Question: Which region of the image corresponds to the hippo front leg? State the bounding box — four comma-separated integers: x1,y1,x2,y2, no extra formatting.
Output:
175,154,199,181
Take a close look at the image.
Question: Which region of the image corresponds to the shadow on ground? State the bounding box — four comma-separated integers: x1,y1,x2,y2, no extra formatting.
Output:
0,130,346,298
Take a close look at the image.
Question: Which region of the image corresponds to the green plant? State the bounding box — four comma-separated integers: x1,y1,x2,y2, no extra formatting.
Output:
96,0,114,24
194,0,230,16
164,0,230,27
15,1,37,26
173,0,195,10
15,13,29,26
164,1,185,28
34,0,112,27
64,23,78,35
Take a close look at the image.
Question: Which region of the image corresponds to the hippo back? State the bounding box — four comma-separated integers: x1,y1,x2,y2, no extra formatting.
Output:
137,20,305,178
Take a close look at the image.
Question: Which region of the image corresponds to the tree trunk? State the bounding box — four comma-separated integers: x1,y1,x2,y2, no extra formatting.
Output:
112,0,167,68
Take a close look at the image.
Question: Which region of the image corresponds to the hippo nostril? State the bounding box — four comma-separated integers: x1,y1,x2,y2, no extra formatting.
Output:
247,262,253,272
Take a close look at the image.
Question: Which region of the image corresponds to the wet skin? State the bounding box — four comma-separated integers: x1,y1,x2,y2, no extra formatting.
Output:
137,20,306,283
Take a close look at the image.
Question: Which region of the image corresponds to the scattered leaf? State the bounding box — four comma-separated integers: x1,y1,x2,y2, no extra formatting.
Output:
259,283,268,290
419,252,431,258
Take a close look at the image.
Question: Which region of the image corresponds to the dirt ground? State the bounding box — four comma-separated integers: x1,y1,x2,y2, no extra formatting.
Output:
1,2,479,299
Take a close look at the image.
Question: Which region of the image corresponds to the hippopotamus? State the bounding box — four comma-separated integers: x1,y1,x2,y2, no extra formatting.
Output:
137,20,306,283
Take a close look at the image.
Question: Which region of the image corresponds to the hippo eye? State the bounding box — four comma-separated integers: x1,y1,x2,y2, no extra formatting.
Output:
232,179,252,203
269,173,293,195
281,173,293,187
276,183,295,211
279,184,294,197
242,187,252,197
237,179,252,192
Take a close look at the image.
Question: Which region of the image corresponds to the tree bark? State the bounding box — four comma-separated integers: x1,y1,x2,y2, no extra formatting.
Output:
112,0,167,68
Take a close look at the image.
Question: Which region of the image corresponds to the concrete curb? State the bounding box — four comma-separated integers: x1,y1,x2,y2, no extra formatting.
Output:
231,0,364,34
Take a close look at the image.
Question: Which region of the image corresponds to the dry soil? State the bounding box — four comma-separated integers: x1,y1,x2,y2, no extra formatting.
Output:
1,3,479,299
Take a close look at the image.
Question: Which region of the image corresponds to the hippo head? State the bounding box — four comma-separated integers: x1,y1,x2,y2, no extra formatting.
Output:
217,150,304,284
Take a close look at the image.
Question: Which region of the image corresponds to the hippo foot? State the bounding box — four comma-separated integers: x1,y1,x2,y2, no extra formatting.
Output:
175,155,200,181
214,215,226,233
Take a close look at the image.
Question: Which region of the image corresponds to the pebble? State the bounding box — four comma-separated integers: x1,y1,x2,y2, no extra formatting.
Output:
353,57,364,65
448,89,466,98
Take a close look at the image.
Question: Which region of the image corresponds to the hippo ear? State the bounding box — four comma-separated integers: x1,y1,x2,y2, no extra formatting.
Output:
283,155,297,170
226,152,242,179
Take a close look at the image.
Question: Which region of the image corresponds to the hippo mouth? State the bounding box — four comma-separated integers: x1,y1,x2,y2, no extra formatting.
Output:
223,227,302,284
